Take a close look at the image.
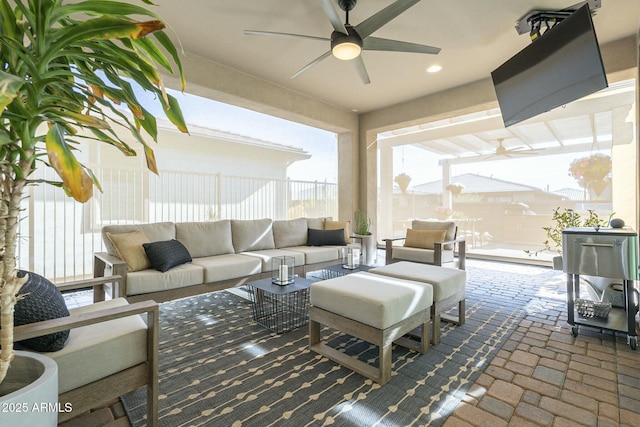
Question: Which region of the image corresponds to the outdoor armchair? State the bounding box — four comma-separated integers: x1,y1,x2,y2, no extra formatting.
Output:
383,220,466,270
13,275,159,425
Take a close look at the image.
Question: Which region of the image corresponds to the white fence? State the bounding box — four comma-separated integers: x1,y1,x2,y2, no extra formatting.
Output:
18,167,338,282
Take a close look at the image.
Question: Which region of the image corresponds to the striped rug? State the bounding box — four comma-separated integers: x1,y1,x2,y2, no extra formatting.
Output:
123,262,559,426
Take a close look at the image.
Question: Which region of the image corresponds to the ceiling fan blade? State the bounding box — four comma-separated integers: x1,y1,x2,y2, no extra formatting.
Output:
320,0,347,34
363,37,440,54
290,51,333,79
355,0,422,39
244,30,329,42
352,56,371,85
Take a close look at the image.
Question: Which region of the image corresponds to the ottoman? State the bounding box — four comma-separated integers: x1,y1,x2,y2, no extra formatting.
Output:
369,261,466,344
309,272,433,384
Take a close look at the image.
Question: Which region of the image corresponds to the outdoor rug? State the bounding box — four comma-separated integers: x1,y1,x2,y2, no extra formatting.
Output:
123,262,559,426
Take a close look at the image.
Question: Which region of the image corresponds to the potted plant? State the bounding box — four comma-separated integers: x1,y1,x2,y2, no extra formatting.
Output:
353,210,376,265
0,0,188,412
525,207,613,269
434,206,453,220
353,210,372,236
568,153,612,196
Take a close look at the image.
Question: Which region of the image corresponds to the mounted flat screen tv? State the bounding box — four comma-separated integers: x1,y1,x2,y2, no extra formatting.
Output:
491,4,608,127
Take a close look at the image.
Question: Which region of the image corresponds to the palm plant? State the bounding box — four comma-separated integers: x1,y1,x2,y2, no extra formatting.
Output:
0,0,188,384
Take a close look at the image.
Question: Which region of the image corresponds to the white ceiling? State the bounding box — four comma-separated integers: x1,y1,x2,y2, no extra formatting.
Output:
145,0,639,113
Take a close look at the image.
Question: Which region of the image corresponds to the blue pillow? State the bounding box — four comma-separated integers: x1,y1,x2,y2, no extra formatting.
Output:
143,239,192,272
307,228,346,246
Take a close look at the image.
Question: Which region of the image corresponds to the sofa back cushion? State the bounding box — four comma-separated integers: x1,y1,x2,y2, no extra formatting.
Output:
411,220,456,250
273,218,308,248
176,220,234,257
231,219,275,252
306,217,331,230
102,222,176,256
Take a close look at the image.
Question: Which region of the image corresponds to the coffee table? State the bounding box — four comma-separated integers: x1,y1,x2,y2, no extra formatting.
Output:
246,276,316,333
321,263,373,279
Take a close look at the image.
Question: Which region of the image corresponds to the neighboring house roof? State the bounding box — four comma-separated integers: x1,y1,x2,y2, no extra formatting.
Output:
552,187,586,201
411,173,561,196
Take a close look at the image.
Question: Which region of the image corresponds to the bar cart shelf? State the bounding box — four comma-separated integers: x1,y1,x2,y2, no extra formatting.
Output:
562,227,639,350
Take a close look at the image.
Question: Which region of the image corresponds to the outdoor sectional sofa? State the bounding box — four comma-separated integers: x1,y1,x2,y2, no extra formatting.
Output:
94,217,349,303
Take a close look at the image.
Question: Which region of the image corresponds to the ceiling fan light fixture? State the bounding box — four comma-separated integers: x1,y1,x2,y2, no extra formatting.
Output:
332,41,361,60
331,26,363,60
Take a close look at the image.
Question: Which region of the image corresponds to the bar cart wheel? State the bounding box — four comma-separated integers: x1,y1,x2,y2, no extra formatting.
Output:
629,336,637,350
571,326,579,337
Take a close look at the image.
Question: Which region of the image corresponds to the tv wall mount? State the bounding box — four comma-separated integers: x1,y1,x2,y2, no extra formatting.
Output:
515,0,601,40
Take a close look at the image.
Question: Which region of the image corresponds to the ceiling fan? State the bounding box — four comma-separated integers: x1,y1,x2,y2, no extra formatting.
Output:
244,0,441,84
491,138,539,157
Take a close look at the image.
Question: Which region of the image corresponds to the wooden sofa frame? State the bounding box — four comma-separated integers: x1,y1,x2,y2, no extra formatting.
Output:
14,275,159,425
94,252,341,304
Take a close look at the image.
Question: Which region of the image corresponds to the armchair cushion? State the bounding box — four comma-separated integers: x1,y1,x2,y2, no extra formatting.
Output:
404,229,447,250
412,220,457,250
106,230,151,272
15,271,70,352
143,239,192,272
48,298,148,394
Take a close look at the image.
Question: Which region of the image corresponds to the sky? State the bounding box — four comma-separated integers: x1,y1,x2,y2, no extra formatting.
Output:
140,88,339,182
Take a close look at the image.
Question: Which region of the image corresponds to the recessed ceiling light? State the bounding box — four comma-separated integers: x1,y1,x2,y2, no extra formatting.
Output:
426,65,442,73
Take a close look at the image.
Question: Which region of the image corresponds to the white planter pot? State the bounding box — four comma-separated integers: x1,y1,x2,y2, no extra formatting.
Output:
354,233,377,265
0,351,58,427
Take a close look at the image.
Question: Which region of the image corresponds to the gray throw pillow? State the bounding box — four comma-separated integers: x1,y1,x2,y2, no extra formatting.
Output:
143,239,192,272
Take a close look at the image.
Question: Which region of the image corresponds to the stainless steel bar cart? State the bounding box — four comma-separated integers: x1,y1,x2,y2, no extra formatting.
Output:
562,227,639,350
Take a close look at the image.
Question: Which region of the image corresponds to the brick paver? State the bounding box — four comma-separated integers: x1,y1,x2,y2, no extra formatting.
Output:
447,260,640,427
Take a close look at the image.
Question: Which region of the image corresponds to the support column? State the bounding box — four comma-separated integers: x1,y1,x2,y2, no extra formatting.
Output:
611,105,637,229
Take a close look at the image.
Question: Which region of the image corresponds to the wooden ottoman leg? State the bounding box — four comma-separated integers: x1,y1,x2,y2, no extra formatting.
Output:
309,319,321,347
420,320,431,354
379,343,392,385
431,305,442,345
458,299,466,325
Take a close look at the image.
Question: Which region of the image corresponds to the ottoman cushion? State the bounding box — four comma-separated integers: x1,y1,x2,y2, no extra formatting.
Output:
310,272,433,329
369,261,466,302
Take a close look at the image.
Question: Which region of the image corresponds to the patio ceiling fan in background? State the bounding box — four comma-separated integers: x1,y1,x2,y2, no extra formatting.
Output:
244,0,441,84
490,138,539,157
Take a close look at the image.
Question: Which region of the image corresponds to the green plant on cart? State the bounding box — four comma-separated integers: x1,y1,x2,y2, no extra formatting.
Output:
525,207,613,256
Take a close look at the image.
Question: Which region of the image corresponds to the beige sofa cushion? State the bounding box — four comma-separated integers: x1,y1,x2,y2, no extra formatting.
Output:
45,298,148,394
105,230,151,272
404,229,447,250
191,254,262,283
176,220,234,257
286,246,341,264
125,263,204,296
231,219,275,252
102,222,176,255
306,217,330,230
273,218,308,248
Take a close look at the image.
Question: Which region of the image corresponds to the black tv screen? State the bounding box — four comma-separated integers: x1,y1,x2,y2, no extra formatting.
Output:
491,4,608,127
